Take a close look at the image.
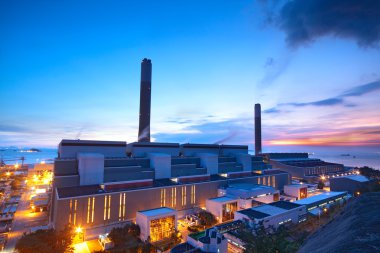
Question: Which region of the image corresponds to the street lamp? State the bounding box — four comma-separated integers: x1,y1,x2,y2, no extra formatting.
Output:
75,227,83,234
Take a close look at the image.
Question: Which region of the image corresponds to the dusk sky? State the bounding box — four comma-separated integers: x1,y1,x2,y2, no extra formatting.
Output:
1,0,380,148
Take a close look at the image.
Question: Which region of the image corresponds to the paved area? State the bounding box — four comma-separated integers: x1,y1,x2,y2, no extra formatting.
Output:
2,183,48,253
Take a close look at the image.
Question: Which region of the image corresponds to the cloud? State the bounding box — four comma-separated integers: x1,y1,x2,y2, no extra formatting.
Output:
260,52,293,86
263,107,281,114
272,0,380,48
274,79,380,109
342,80,380,97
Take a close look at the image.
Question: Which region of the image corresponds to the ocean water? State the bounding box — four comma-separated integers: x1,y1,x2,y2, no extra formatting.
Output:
0,148,58,165
264,145,380,170
1,146,379,170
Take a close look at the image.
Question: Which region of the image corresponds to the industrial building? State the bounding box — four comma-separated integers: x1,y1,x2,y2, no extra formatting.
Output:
234,201,307,229
294,191,349,215
329,175,372,194
51,140,290,240
265,153,345,182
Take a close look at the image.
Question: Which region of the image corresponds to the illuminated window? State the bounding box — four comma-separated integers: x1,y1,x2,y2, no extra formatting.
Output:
258,177,261,184
191,185,196,204
87,197,91,223
108,195,111,220
160,189,166,207
272,176,276,188
182,186,187,206
149,215,175,242
69,200,72,223
171,188,176,208
73,199,77,225
104,195,111,221
91,197,95,223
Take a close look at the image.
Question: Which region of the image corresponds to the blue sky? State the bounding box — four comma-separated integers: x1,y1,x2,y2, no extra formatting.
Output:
1,0,380,148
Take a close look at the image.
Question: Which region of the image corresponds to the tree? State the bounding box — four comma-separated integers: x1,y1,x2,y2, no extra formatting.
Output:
317,180,325,189
15,225,74,253
197,211,217,227
108,223,141,247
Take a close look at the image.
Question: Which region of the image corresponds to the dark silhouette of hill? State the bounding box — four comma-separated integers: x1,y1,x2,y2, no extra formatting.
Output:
298,192,380,253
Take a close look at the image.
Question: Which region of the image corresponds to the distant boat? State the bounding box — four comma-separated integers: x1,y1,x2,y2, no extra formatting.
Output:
28,148,41,152
340,154,350,157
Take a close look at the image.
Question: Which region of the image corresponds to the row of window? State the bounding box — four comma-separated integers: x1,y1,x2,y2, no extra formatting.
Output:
257,176,276,187
68,185,199,226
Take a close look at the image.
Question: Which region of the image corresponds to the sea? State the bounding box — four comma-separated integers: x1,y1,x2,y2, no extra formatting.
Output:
1,146,380,170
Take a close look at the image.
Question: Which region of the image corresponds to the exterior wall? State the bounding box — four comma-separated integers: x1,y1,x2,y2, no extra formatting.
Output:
52,173,290,234
330,178,369,194
54,159,78,176
59,141,126,158
54,175,80,188
128,144,180,157
284,185,308,199
236,154,252,171
104,166,154,182
234,205,307,230
78,153,104,185
198,153,219,175
148,153,171,179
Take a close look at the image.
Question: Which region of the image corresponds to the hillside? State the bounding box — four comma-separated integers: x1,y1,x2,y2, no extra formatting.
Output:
298,192,380,253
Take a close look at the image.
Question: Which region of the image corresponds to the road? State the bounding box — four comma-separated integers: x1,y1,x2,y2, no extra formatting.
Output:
2,183,49,253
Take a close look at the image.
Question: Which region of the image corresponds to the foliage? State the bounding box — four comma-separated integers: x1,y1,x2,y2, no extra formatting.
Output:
108,223,141,247
358,166,380,179
187,225,203,232
15,225,74,253
317,180,325,189
197,210,217,227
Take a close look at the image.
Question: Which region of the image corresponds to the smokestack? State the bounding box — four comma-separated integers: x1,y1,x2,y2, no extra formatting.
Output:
255,103,262,155
138,58,152,142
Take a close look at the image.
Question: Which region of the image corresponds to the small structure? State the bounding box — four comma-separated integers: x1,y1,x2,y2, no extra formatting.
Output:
235,201,306,229
136,207,177,242
219,183,280,207
206,196,238,223
329,175,372,194
284,184,308,200
172,227,228,253
295,191,348,215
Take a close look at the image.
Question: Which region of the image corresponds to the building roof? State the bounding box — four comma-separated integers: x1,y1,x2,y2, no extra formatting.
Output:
57,184,104,198
208,196,237,203
285,184,307,189
60,139,126,147
338,175,369,182
138,207,176,217
237,209,270,219
295,191,347,205
56,172,286,199
227,183,274,191
269,201,303,210
254,205,288,216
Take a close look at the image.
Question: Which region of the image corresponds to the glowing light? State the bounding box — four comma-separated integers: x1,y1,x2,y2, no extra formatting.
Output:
40,161,46,164
75,227,82,233
5,172,11,177
356,171,360,175
14,164,19,169
321,175,326,180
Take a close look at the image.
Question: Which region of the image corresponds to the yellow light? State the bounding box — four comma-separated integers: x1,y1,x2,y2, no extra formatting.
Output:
356,171,360,175
356,191,360,196
76,227,83,233
5,172,10,177
321,176,326,180
40,161,45,164
323,208,327,213
14,164,19,169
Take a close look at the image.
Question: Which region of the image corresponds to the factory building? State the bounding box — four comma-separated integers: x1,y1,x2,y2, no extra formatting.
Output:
234,201,307,230
51,140,290,240
294,191,349,215
329,175,373,195
265,153,345,182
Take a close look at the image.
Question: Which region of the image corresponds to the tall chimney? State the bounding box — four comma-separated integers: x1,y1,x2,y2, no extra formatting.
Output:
255,103,262,155
138,58,152,142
